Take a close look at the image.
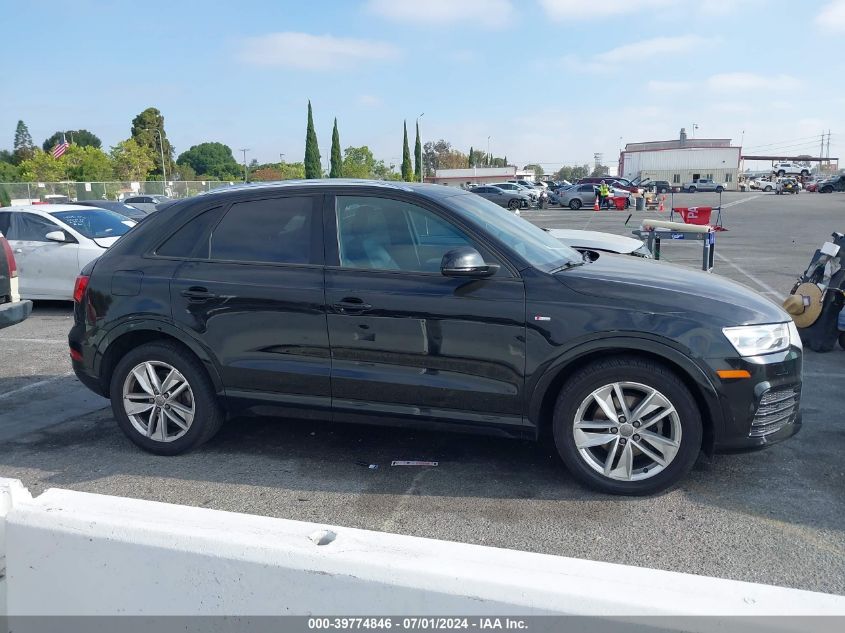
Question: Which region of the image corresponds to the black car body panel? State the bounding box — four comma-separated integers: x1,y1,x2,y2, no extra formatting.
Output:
69,181,802,455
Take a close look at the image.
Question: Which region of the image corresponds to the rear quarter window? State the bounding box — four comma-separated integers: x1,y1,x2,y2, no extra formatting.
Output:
156,206,225,258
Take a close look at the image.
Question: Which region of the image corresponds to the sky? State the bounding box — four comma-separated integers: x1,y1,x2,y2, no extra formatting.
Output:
2,0,843,174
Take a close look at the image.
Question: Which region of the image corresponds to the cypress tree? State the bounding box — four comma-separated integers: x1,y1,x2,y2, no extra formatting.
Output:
414,120,422,182
468,146,474,167
329,118,342,178
401,121,413,181
304,100,321,179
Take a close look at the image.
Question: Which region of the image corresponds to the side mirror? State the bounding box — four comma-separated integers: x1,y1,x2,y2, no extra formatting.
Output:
441,247,499,278
45,230,69,243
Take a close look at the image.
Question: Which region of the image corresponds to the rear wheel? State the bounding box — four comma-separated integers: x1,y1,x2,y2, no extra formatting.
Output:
658,187,668,194
777,170,786,176
569,198,583,210
764,185,773,192
687,186,696,193
110,341,224,455
507,198,520,211
801,170,809,177
716,186,724,193
552,357,702,495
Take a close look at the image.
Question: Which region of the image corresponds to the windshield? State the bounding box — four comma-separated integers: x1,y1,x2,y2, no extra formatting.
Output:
443,192,582,270
51,209,135,239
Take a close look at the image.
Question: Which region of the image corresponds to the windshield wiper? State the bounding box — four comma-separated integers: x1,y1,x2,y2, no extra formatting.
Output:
550,259,586,273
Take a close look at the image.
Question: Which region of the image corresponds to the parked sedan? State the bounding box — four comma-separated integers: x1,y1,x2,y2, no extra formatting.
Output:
557,183,630,209
471,185,531,211
491,182,539,202
69,180,802,495
0,205,135,300
73,200,150,221
123,195,170,214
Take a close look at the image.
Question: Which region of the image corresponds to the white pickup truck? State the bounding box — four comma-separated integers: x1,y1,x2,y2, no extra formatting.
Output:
682,178,725,193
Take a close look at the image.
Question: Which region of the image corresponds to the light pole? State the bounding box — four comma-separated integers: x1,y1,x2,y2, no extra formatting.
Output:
417,112,425,181
143,128,167,190
692,123,699,138
487,135,491,165
239,148,250,182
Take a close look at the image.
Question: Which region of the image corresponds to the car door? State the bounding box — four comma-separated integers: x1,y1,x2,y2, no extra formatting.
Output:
578,184,597,203
169,193,331,419
6,212,80,299
325,192,527,430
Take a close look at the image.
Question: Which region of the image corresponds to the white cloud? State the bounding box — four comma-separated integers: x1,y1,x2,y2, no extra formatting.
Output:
357,94,382,107
238,32,399,71
594,35,709,65
712,102,754,114
816,0,845,31
646,80,692,93
562,35,708,72
539,0,671,20
366,0,514,28
707,72,801,92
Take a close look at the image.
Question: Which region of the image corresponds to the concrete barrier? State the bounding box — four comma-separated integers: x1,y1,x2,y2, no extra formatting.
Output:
1,477,844,619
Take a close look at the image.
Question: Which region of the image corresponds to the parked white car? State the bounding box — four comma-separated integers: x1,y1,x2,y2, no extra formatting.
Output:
772,162,810,177
546,229,652,258
0,205,136,300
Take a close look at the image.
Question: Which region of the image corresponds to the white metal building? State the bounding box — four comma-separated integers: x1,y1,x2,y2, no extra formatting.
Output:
619,129,741,190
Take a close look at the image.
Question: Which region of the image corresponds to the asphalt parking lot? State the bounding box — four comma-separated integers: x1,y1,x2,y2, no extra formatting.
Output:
1,191,844,595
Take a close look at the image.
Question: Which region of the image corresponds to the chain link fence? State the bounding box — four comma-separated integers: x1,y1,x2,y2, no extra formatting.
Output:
0,181,239,205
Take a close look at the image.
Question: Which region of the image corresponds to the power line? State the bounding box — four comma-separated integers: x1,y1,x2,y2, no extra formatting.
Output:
745,134,832,150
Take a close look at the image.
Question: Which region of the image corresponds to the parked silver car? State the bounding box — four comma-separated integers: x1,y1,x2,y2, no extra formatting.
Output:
470,185,531,211
490,182,539,201
556,183,630,210
122,195,170,214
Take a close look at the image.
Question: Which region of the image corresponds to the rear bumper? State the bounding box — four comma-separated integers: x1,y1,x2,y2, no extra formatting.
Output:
0,299,32,329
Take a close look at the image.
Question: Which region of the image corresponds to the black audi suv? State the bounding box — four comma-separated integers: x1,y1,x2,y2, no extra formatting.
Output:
69,180,802,494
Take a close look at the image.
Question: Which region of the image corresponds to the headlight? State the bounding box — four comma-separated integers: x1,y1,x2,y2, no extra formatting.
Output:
722,322,792,356
787,320,802,350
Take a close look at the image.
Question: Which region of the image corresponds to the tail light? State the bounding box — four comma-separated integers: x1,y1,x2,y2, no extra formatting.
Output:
1,237,17,278
73,274,89,303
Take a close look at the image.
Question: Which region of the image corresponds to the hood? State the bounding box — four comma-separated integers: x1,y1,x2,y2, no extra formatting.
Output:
556,253,789,326
93,236,122,249
547,229,642,254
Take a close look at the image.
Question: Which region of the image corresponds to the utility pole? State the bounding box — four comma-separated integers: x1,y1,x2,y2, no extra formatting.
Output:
487,136,491,165
826,130,831,163
239,148,250,182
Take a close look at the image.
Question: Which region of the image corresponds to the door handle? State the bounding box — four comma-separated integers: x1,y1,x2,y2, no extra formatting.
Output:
332,297,373,314
180,286,217,302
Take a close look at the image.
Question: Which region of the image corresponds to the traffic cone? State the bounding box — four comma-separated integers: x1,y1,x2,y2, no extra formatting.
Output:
593,196,600,211
658,195,665,213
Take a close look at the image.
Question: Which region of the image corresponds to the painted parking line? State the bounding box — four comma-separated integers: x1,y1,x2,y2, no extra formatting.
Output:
713,252,783,298
0,373,72,400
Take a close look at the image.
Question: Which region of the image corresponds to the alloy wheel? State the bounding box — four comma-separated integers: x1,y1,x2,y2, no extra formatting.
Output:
122,361,195,442
572,381,682,482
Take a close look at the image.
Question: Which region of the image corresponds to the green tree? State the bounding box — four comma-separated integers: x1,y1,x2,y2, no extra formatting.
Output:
0,150,13,164
63,145,114,181
110,139,156,181
468,146,474,167
342,145,376,179
0,185,10,207
304,100,321,179
372,159,401,180
130,107,174,176
590,164,609,177
42,129,101,152
401,121,413,181
523,164,545,177
176,142,240,179
0,162,19,182
414,120,422,181
13,120,35,164
279,161,306,179
329,118,342,178
17,150,66,181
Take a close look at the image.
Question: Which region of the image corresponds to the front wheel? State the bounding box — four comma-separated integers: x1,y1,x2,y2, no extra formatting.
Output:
110,341,224,455
569,198,583,210
715,186,724,193
777,170,786,177
658,187,668,194
507,198,520,211
687,186,696,193
764,185,773,192
552,357,702,495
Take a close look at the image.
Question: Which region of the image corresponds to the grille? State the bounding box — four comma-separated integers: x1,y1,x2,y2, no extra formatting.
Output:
750,385,801,438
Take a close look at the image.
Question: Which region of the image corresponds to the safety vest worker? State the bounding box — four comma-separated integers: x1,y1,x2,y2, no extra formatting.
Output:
599,182,610,198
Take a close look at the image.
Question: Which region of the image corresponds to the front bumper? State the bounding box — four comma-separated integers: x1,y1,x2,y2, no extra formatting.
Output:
0,299,32,329
707,345,803,452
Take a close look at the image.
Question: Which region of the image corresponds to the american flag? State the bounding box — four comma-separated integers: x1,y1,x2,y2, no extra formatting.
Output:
51,136,69,159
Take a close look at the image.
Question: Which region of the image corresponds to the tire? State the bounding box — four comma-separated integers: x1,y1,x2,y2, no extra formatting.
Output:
821,186,833,194
839,332,845,351
764,185,773,192
110,341,224,455
687,186,696,193
658,187,668,194
508,199,520,211
569,198,583,210
777,170,785,177
801,170,809,177
715,186,724,193
625,197,631,208
552,356,702,495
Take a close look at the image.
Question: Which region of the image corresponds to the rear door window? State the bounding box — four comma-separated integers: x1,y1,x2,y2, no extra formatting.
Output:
209,196,320,265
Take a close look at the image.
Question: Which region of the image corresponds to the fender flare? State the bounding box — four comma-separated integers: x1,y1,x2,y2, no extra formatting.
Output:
94,317,225,394
527,335,724,440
